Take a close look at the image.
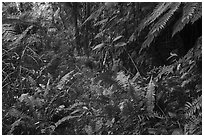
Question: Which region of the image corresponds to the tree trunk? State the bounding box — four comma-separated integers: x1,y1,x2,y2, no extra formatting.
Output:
72,3,80,54
84,2,91,57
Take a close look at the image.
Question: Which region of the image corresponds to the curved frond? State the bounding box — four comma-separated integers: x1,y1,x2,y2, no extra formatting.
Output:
55,115,82,128
138,2,172,33
185,95,202,117
190,3,202,24
140,3,181,52
172,2,200,36
151,3,181,34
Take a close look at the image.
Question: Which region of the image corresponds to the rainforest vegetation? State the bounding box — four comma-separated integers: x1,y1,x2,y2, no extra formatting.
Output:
2,2,202,135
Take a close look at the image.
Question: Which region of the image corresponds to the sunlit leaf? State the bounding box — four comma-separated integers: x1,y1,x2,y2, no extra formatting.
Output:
94,18,108,26
55,115,80,128
18,93,30,103
146,76,155,114
57,70,75,90
92,43,105,50
112,35,123,43
114,42,126,47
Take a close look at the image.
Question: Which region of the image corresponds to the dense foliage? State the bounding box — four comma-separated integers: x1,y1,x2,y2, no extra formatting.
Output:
2,2,202,135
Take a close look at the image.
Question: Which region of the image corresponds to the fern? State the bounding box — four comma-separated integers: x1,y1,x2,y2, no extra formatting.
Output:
2,24,17,43
190,3,202,24
146,76,155,114
155,65,175,80
8,119,24,135
151,3,181,34
185,95,202,118
116,71,130,90
56,70,75,90
54,102,86,128
138,2,172,33
138,2,201,52
172,2,201,36
184,114,202,134
140,3,181,51
55,115,82,128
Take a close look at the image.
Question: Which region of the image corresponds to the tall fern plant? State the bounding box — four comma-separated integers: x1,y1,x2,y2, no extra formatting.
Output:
137,2,202,52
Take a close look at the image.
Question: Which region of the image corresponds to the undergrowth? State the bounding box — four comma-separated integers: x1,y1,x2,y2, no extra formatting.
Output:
2,2,201,135
3,37,201,134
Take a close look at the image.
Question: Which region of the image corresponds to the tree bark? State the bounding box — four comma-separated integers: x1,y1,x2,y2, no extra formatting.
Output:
84,2,91,57
72,3,80,54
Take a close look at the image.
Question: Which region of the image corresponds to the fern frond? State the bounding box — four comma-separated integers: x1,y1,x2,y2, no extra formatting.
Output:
185,95,202,117
55,115,82,128
146,76,155,114
151,3,181,34
140,3,181,51
190,3,202,24
184,114,202,135
8,119,24,135
155,65,175,80
2,24,17,43
172,2,200,36
56,70,75,90
116,71,130,90
182,2,198,22
138,2,172,33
